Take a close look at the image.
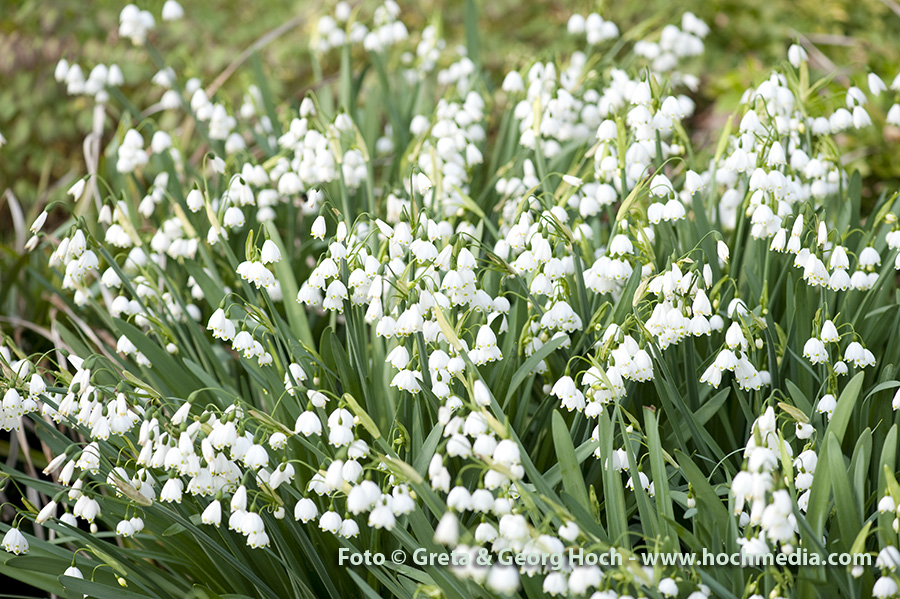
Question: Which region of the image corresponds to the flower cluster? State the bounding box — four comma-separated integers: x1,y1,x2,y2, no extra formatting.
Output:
4,3,900,599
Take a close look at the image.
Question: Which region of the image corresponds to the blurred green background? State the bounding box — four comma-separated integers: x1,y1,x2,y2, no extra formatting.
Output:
2,0,900,227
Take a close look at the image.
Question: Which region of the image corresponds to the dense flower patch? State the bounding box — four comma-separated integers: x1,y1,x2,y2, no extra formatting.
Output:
3,2,900,599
